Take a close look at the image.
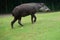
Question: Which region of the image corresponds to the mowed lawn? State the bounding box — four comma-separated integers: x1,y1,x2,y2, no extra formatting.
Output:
0,12,60,40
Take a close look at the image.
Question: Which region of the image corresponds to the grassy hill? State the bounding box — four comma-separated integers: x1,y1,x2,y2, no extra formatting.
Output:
0,12,60,40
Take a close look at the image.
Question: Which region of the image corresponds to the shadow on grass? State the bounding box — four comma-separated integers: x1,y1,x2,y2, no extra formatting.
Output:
17,22,32,28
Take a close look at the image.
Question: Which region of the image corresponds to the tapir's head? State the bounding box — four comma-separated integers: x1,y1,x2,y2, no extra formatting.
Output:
38,3,50,12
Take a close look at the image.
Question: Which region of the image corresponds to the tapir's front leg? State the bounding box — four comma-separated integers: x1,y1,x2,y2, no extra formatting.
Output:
33,14,36,23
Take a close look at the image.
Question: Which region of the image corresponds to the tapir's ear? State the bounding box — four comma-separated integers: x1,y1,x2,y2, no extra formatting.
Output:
40,3,45,6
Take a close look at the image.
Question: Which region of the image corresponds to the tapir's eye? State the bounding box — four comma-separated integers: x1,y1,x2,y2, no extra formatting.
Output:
45,7,47,9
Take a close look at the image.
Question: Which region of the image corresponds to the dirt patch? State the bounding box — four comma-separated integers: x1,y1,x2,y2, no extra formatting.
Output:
0,14,12,17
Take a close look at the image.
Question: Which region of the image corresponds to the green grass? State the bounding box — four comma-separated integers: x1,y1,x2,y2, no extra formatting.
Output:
0,12,60,40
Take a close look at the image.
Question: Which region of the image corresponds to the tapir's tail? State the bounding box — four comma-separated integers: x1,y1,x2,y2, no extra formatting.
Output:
12,13,14,16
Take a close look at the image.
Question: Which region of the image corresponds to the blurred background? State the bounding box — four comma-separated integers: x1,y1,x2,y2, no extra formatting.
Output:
0,0,60,14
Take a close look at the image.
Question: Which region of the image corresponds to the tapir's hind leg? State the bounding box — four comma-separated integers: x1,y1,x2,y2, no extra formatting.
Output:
11,17,17,29
18,17,23,26
31,15,34,23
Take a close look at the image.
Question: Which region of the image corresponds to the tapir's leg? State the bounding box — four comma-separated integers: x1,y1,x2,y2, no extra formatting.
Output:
31,15,34,23
18,17,23,26
11,17,17,29
33,14,36,23
31,14,36,23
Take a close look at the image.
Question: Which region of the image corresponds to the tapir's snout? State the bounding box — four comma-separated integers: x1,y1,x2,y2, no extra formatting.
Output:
39,8,51,12
39,5,51,12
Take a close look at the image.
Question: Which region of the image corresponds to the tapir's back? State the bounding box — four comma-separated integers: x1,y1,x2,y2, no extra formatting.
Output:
12,3,40,17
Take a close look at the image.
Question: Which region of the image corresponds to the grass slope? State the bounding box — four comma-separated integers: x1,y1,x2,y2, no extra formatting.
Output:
0,12,60,40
